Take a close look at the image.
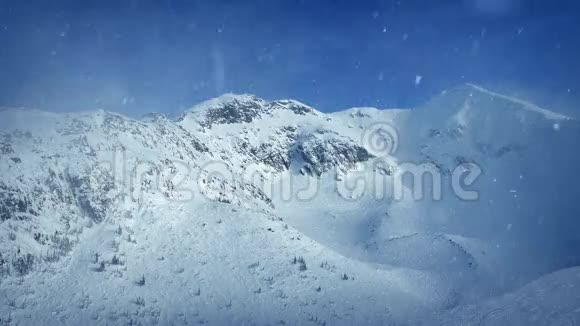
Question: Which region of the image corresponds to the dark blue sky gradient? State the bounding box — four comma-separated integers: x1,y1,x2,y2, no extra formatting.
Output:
0,0,578,116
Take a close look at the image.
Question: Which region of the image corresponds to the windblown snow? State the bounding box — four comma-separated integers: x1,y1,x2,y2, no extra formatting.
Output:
0,84,579,325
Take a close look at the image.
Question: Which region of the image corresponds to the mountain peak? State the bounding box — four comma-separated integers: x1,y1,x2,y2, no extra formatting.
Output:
178,94,319,128
193,93,265,109
426,83,573,121
464,83,573,121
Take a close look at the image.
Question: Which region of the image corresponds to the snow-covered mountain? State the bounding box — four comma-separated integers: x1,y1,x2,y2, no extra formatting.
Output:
1,84,579,325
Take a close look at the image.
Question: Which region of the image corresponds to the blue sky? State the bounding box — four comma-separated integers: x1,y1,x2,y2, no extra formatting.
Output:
0,0,578,116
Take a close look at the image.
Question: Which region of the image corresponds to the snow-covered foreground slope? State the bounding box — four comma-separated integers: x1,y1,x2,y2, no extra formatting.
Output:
437,267,580,326
1,201,448,325
0,84,579,325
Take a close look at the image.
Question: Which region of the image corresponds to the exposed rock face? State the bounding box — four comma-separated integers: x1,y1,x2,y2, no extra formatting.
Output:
244,126,298,172
0,134,14,155
175,94,372,177
298,136,373,176
0,183,32,222
198,95,269,127
178,94,318,129
270,99,317,116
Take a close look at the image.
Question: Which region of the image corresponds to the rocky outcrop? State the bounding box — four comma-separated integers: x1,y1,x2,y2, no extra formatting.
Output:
298,135,373,176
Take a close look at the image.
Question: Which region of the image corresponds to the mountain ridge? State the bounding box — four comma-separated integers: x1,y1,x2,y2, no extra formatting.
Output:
0,83,572,129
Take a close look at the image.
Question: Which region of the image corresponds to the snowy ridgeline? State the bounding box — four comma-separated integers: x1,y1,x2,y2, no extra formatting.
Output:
0,84,579,325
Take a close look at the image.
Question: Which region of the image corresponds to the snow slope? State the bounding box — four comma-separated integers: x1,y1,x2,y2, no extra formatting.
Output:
436,267,580,326
0,84,579,325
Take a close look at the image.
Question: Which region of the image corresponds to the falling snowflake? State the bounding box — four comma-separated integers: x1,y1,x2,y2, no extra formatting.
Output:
415,75,423,86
